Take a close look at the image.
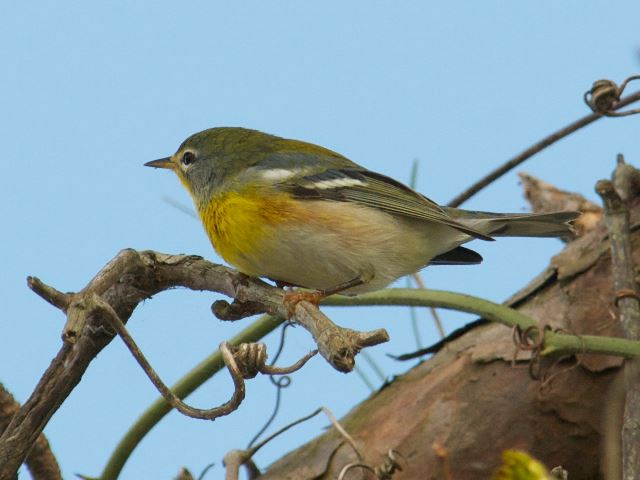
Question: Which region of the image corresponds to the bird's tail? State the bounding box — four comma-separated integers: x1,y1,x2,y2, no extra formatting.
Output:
443,208,580,238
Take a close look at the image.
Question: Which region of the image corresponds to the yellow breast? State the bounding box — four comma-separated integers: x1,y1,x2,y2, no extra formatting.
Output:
198,189,296,274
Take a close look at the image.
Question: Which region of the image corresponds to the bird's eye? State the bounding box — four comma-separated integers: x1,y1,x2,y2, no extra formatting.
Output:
181,151,196,166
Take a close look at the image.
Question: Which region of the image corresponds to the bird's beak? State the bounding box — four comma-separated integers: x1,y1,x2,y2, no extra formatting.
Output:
144,157,174,169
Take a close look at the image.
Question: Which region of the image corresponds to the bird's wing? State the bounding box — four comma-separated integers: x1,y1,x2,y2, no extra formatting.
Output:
278,167,493,241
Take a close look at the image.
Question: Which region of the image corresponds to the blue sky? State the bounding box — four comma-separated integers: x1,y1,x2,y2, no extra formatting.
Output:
2,2,640,478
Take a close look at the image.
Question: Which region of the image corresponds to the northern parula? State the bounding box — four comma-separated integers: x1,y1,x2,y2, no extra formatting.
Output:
145,127,578,295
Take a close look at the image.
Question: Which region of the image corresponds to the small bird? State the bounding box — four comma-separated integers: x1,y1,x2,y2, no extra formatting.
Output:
146,127,578,295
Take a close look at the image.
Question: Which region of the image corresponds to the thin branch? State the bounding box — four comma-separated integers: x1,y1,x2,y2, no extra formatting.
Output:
321,406,362,461
447,89,640,207
292,300,389,372
101,295,246,420
27,277,70,312
249,408,323,456
596,157,640,480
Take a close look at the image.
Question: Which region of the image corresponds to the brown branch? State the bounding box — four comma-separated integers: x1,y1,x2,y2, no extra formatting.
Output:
0,250,388,478
102,295,246,420
293,300,390,372
27,277,70,312
448,89,640,207
596,156,640,480
0,384,62,480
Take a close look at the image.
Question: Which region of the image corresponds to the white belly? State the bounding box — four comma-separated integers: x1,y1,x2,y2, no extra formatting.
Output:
233,200,469,294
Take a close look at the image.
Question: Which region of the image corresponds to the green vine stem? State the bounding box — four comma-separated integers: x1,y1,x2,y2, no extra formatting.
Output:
325,289,640,357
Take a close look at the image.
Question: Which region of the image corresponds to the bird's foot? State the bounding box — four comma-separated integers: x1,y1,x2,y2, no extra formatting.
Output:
282,274,370,318
283,290,324,317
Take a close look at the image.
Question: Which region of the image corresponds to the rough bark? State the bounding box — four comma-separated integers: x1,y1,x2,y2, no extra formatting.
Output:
258,200,640,479
0,384,61,480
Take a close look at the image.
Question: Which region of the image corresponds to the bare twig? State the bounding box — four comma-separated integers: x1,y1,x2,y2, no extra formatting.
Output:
596,156,640,480
27,277,70,312
293,300,389,372
103,296,246,420
448,89,640,207
321,406,362,461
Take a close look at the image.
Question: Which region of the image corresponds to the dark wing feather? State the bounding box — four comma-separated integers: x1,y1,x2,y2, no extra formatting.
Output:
284,168,493,241
429,246,483,265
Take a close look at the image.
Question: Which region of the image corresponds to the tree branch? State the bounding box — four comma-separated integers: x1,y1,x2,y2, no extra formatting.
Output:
0,250,388,479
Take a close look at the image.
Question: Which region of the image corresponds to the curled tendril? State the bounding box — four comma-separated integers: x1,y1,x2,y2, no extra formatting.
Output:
338,449,406,480
584,75,640,117
229,341,317,380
